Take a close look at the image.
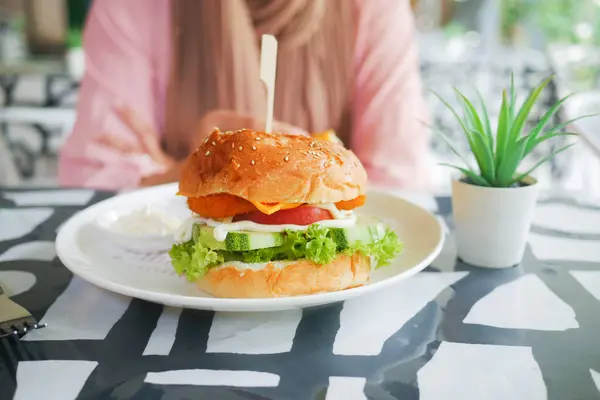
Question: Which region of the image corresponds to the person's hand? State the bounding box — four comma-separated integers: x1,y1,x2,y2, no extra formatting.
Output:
94,105,180,187
94,106,176,170
137,109,308,187
138,162,184,187
141,110,311,187
96,107,309,188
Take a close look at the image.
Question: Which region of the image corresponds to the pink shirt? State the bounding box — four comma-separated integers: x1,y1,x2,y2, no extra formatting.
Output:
58,0,432,191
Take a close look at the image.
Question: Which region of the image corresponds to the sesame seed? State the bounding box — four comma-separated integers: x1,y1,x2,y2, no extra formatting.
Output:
203,137,209,144
251,160,256,165
252,146,257,151
205,151,211,156
238,146,243,151
211,141,216,146
284,156,290,162
309,141,316,147
232,142,235,148
255,137,261,141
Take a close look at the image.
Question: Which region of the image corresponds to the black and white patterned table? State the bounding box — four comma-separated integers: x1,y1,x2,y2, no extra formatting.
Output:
1,188,600,400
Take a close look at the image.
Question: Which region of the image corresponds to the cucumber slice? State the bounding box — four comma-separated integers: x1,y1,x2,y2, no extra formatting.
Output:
225,231,285,251
195,225,284,251
194,225,226,250
330,226,371,250
330,221,385,250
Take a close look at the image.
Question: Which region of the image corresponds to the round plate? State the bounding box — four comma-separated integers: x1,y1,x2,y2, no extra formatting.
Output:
56,184,445,312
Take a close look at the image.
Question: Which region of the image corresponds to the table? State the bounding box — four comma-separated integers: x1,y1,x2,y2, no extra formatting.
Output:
1,188,600,400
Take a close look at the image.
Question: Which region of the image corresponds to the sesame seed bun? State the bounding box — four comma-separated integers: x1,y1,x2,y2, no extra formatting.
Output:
178,129,367,204
196,252,371,298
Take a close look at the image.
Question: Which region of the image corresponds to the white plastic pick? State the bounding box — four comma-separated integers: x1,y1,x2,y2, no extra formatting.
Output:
260,34,278,133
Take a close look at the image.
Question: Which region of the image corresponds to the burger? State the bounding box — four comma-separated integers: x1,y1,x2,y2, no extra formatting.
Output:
169,128,403,298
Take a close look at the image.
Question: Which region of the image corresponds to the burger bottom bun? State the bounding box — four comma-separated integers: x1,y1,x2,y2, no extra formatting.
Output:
196,252,372,299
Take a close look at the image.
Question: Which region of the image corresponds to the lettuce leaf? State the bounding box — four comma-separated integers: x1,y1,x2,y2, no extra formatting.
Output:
169,223,403,281
169,241,224,281
169,241,194,276
344,227,404,268
273,229,306,261
240,225,337,265
304,224,337,264
241,247,277,263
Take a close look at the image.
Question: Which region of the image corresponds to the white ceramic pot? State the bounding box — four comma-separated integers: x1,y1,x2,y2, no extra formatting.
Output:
66,47,85,80
451,176,539,268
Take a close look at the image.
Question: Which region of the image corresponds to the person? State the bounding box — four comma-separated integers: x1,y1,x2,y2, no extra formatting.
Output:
58,0,433,191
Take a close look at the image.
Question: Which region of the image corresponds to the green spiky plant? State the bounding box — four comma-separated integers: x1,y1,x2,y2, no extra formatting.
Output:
66,28,82,49
431,75,591,188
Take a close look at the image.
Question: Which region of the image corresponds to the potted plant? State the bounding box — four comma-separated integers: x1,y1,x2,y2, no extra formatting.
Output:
432,75,589,268
65,28,84,79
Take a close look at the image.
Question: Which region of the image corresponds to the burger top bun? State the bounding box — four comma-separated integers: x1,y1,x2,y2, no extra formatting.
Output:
178,129,367,204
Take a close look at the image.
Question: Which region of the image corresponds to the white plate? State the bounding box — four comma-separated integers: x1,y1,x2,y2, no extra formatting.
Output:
55,184,445,312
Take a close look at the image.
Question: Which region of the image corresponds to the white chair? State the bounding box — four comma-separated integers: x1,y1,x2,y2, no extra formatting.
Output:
0,132,20,186
0,107,76,179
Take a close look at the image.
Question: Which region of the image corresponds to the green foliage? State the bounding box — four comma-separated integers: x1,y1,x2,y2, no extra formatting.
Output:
431,74,589,188
343,227,404,268
501,0,600,46
169,224,404,281
66,29,82,49
501,0,537,41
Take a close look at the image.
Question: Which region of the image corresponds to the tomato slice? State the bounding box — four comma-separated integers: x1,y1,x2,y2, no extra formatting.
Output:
233,206,333,225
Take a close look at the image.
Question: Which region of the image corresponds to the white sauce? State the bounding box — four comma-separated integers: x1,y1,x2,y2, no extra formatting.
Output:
174,203,356,243
108,205,182,236
211,253,377,272
312,203,355,219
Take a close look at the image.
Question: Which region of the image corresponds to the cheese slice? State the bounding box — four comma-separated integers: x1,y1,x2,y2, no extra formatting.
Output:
312,129,342,144
248,200,302,215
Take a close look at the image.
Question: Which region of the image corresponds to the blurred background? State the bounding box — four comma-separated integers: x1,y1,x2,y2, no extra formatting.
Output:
1,0,600,196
